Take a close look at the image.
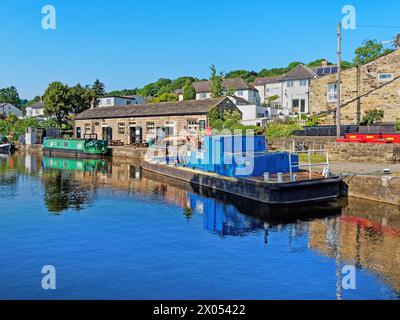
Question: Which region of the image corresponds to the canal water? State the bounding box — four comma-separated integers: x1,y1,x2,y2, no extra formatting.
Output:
0,153,399,300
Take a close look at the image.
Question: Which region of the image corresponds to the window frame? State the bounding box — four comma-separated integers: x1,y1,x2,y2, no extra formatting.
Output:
378,73,393,82
327,83,338,103
118,122,126,134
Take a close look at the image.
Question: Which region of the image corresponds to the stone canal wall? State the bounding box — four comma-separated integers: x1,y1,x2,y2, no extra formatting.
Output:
269,136,336,151
109,146,148,159
326,142,400,163
342,175,400,205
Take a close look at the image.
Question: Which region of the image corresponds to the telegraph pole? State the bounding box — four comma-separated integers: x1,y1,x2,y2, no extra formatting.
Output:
336,23,342,138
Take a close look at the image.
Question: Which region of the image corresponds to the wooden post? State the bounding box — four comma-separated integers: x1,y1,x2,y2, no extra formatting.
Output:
336,23,342,138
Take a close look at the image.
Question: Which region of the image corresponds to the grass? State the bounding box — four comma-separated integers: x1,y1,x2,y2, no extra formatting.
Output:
298,153,327,164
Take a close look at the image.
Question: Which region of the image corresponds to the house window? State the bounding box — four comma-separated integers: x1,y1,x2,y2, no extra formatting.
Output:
292,99,300,111
237,90,244,96
187,121,198,133
146,122,155,133
287,81,294,88
84,123,91,134
300,99,306,113
378,73,393,81
126,100,131,105
300,79,307,86
327,84,338,102
199,92,207,99
118,123,126,134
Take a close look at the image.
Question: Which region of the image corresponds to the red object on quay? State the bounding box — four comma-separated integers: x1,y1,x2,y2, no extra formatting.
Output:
336,133,400,144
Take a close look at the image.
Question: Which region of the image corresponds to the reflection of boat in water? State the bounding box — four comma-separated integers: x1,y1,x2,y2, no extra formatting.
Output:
0,136,11,154
42,156,110,173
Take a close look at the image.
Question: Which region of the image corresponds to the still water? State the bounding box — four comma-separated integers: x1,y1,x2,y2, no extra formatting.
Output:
0,153,399,300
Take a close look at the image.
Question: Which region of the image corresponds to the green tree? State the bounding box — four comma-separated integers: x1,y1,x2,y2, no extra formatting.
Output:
353,39,394,66
360,109,384,125
43,82,71,125
151,93,178,103
68,84,94,115
182,80,196,100
210,65,224,98
0,86,21,106
287,61,303,70
92,79,106,97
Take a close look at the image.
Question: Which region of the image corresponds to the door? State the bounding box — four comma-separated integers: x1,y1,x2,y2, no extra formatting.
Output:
76,127,81,139
131,126,142,144
300,99,306,113
102,127,112,141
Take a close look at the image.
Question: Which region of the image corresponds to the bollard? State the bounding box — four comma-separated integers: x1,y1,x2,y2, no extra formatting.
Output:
263,172,270,182
292,174,297,182
277,172,283,183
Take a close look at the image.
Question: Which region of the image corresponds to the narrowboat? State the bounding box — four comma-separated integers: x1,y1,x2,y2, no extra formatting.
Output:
42,135,109,158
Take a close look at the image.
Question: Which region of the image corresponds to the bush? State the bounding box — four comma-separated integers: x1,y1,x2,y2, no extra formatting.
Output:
395,120,400,132
0,118,61,141
265,123,304,139
360,109,384,125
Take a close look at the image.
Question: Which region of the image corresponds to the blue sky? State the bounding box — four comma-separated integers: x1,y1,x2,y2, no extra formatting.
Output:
1,0,399,99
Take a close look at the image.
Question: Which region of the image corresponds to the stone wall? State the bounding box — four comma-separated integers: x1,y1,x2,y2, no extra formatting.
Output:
325,142,400,163
75,114,208,145
269,136,337,151
310,49,400,125
342,175,400,205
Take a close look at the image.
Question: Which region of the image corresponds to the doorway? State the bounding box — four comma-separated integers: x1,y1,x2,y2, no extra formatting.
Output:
102,127,113,141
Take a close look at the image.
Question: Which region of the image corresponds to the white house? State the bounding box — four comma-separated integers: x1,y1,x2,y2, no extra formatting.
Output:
176,78,261,105
97,95,146,107
253,76,283,111
280,63,338,115
25,101,46,119
0,103,23,118
228,96,272,126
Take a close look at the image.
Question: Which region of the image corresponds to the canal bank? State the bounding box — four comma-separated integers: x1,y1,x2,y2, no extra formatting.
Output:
13,143,400,206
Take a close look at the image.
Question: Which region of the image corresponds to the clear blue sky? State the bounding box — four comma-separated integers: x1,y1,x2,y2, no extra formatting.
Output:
1,0,399,99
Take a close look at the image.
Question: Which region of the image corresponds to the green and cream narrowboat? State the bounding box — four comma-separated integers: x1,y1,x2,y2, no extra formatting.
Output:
43,136,109,158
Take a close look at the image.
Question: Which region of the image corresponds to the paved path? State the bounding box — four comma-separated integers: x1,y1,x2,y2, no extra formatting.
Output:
327,162,400,175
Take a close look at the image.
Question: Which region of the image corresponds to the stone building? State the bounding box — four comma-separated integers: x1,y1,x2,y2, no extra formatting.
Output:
309,49,400,124
74,97,240,144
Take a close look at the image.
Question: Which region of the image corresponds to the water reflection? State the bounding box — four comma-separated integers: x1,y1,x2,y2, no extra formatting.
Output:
1,152,400,296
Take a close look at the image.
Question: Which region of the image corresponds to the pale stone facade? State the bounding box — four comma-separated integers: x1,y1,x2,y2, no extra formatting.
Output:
310,49,400,124
75,114,208,145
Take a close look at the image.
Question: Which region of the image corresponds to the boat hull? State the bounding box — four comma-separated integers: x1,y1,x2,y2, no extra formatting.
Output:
43,148,108,159
0,144,11,154
143,161,343,205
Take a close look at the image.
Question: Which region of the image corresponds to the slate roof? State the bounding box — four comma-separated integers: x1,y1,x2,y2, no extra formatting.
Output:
75,97,229,120
281,64,317,80
27,101,44,109
253,76,283,86
181,78,258,93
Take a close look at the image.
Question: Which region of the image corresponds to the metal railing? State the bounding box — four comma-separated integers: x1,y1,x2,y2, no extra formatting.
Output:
288,150,330,182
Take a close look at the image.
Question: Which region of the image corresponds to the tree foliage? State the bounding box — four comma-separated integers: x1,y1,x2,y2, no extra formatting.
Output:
353,39,394,66
360,109,384,125
182,80,196,100
210,65,224,98
0,86,21,106
92,79,106,97
151,93,178,103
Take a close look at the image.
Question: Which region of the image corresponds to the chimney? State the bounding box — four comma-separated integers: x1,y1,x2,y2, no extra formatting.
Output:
91,97,96,109
321,60,328,67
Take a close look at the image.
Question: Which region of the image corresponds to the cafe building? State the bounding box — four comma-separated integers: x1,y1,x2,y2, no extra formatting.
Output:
74,97,240,145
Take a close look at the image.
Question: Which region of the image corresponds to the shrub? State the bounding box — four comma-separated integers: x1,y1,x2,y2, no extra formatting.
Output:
395,120,400,132
265,123,304,139
360,109,384,125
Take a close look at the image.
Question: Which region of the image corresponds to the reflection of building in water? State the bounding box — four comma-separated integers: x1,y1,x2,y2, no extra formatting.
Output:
187,193,264,236
309,197,400,293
